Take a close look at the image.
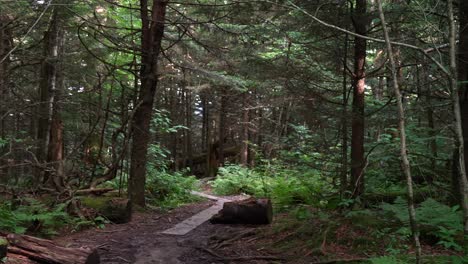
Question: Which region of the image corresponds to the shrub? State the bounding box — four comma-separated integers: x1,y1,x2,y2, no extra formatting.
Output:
146,170,200,209
210,164,332,209
210,165,268,196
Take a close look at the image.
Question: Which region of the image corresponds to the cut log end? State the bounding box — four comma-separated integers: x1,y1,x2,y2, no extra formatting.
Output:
210,198,273,225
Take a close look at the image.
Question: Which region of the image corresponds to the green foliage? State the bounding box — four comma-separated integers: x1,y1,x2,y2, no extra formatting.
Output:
0,204,24,234
210,164,332,209
73,216,110,231
146,170,200,209
380,197,463,250
0,199,73,236
210,165,267,196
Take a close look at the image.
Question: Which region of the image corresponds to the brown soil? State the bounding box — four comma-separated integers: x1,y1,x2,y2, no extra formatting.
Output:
55,200,278,264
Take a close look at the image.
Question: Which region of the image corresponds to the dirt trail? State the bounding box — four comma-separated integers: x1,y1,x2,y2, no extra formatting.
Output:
56,194,273,264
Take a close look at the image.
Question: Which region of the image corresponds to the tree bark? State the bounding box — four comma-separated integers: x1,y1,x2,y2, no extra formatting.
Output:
0,15,11,141
185,80,193,170
129,0,168,207
423,61,437,179
36,9,65,190
2,233,99,264
0,15,12,183
240,92,249,166
219,90,226,166
350,0,367,197
451,0,468,245
341,33,349,196
376,0,422,262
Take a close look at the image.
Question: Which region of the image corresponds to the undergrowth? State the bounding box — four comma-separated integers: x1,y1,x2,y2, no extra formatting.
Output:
146,169,201,209
0,199,75,236
210,164,332,209
210,163,464,259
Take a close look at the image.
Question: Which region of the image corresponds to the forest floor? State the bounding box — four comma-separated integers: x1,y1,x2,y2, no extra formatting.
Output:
55,194,284,264
52,190,460,264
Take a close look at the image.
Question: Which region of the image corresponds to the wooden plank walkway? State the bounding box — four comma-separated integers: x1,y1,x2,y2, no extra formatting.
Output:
161,191,246,236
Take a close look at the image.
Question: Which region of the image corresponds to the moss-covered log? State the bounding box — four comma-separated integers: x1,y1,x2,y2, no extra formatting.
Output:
81,197,131,224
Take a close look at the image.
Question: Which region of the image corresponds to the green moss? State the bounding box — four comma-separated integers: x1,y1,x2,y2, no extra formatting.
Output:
0,238,7,259
80,197,131,224
80,196,109,209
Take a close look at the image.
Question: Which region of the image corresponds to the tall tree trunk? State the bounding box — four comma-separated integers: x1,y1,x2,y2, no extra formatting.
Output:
0,15,12,183
350,0,367,197
423,62,437,179
451,0,468,246
201,94,208,152
376,0,422,261
185,81,193,170
36,9,65,190
240,92,249,166
0,15,11,141
219,90,226,166
129,0,168,207
341,33,349,196
170,83,179,171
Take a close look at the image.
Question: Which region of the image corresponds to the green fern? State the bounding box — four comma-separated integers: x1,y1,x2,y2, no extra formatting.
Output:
380,197,463,250
1,199,73,236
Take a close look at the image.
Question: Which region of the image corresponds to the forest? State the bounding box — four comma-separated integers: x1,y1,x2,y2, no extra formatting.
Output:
0,0,467,263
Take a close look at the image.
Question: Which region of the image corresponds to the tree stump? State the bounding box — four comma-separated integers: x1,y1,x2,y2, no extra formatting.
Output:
81,197,132,224
3,233,99,264
210,198,273,225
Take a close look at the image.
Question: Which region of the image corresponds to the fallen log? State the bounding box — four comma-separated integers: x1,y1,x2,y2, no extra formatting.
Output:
210,198,273,225
2,233,99,264
81,197,132,224
75,188,115,196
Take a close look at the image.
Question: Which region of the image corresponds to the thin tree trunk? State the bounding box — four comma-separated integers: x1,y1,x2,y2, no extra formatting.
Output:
423,62,437,178
350,0,367,198
449,0,468,245
0,15,12,183
376,0,422,261
341,33,349,196
0,15,11,141
185,81,193,170
201,94,208,152
219,90,226,166
129,0,168,207
170,83,178,171
240,92,249,166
